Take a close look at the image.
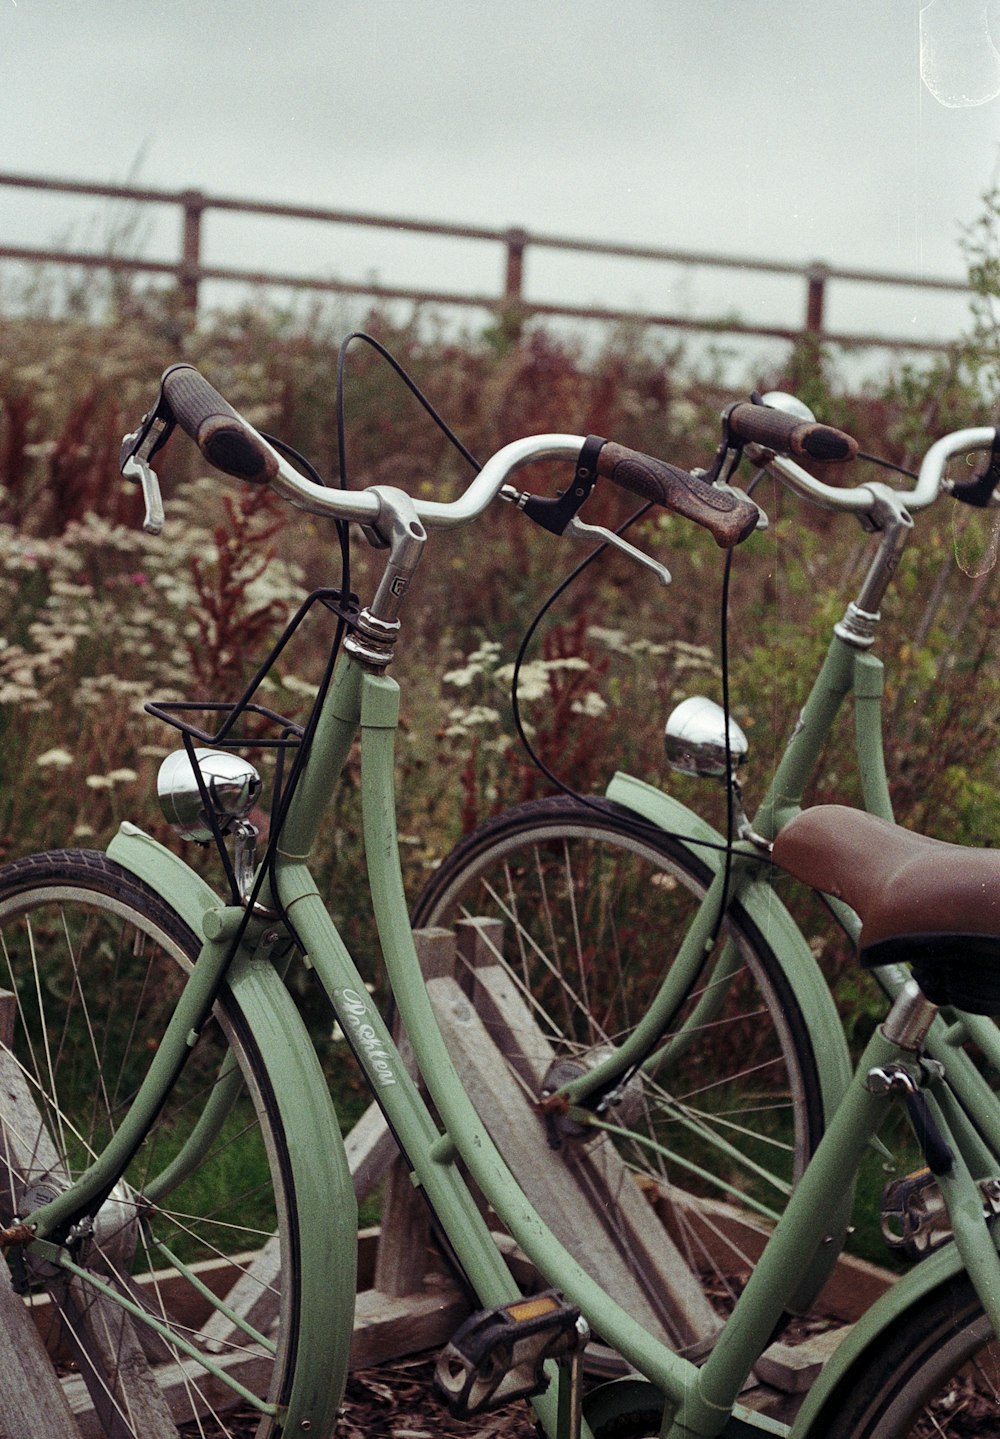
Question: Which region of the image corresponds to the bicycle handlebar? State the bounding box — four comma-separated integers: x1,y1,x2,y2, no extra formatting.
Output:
768,426,999,517
727,402,858,463
134,365,999,539
162,365,280,486
135,365,761,545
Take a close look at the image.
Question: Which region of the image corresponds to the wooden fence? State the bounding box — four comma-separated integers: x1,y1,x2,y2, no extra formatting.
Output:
0,171,971,352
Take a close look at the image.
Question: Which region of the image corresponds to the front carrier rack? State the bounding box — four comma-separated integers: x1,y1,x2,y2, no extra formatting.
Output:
146,587,359,905
145,586,359,753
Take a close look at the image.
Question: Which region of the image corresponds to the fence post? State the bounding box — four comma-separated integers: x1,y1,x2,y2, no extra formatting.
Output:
805,263,828,338
504,227,528,304
179,189,205,318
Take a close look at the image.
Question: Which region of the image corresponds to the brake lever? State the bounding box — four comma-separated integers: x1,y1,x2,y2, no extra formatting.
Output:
120,439,166,536
119,394,174,536
562,515,671,586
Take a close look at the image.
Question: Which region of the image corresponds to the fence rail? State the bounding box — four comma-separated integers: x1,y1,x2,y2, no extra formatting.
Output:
0,171,971,352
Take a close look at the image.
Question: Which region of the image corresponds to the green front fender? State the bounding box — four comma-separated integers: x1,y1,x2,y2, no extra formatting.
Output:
108,820,223,930
106,822,357,1436
605,772,853,1311
605,773,851,1118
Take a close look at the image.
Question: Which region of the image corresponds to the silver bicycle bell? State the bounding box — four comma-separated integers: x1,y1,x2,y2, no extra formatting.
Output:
664,697,749,780
158,748,262,843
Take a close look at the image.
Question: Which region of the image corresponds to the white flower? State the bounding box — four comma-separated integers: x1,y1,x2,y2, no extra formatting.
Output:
571,691,607,718
36,747,74,768
587,625,629,653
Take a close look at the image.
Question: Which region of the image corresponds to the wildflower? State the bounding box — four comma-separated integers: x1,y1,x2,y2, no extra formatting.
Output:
494,656,589,702
85,775,113,790
36,748,74,768
587,625,630,653
443,639,503,687
571,691,608,718
107,768,138,784
443,704,502,737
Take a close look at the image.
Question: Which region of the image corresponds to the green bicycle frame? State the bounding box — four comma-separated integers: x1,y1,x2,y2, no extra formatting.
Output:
20,444,1000,1438
20,606,997,1439
256,645,1000,1437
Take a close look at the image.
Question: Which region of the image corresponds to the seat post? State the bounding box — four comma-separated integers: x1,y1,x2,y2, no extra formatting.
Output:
880,977,937,1052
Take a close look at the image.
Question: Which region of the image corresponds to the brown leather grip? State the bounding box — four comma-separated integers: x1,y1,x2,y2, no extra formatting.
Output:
728,403,858,463
595,443,759,548
161,365,278,484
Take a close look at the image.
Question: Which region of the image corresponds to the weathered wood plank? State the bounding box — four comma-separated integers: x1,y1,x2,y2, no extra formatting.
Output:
0,1260,82,1439
350,1283,468,1371
1,992,180,1436
755,1324,853,1394
427,971,719,1353
474,964,719,1347
61,1343,275,1438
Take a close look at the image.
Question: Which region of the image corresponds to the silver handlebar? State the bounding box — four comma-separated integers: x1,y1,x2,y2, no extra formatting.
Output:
765,426,997,516
269,422,998,532
268,434,584,529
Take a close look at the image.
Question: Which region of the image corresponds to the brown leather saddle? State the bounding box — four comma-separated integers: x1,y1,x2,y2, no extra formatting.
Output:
771,805,1000,1016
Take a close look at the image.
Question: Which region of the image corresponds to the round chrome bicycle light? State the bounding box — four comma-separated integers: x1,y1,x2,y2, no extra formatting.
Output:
157,748,262,842
664,696,749,779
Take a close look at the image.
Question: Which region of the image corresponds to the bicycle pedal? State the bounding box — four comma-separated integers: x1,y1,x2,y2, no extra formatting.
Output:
434,1290,586,1418
881,1167,950,1261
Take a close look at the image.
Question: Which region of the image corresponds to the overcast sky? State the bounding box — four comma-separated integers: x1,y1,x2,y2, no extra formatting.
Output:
3,1,1000,366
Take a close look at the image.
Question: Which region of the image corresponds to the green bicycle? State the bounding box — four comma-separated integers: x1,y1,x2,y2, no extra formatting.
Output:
0,363,998,1438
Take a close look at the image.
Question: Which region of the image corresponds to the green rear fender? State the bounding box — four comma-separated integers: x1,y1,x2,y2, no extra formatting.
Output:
107,822,357,1435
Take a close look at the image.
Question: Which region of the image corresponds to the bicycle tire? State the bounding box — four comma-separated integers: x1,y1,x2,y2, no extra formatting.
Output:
0,850,330,1438
413,796,826,1359
811,1272,1000,1437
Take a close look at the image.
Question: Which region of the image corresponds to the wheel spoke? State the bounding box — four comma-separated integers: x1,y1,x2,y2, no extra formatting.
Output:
415,799,825,1367
0,854,303,1436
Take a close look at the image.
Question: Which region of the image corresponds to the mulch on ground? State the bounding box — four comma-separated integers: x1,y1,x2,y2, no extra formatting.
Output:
222,1354,538,1438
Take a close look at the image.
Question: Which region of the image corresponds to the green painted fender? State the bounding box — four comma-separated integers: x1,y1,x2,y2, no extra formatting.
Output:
107,821,222,930
605,773,851,1115
788,1242,975,1436
106,822,357,1437
605,772,853,1311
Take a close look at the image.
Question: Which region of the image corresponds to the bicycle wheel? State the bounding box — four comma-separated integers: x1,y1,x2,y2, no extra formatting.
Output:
0,850,313,1438
414,796,826,1359
812,1273,1000,1436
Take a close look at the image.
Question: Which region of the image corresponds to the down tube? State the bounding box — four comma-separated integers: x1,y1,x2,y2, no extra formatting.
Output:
357,670,694,1402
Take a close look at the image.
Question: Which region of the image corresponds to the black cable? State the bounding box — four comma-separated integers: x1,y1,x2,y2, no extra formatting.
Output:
711,547,737,945
335,331,481,477
509,500,651,786
258,330,485,899
857,451,918,481
507,507,741,860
